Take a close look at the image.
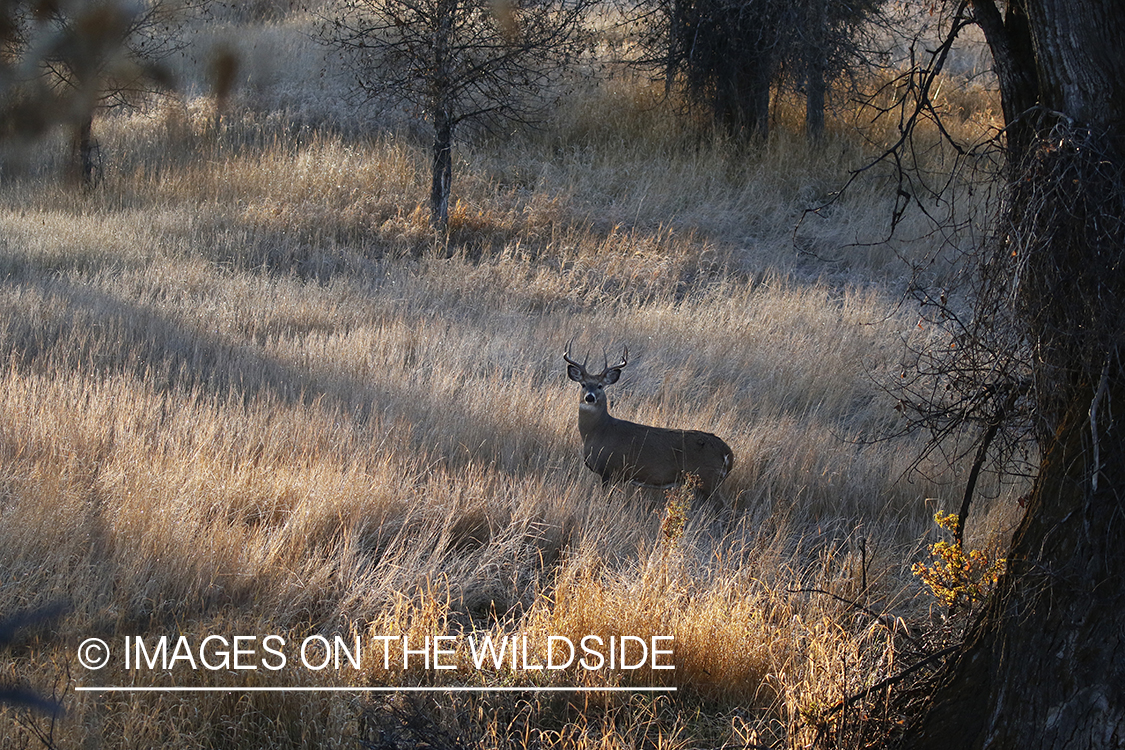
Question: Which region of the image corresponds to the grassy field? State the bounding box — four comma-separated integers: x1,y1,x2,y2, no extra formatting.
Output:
0,9,1020,749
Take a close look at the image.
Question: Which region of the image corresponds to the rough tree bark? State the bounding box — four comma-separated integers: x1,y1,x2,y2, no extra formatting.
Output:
907,1,1125,747
912,382,1125,748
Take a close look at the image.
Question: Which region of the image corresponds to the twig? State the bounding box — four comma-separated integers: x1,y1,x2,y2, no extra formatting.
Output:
786,587,922,649
954,380,1028,545
1089,354,1111,492
826,645,959,715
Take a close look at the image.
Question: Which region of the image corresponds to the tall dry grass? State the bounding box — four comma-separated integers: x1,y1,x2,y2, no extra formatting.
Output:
0,13,1019,748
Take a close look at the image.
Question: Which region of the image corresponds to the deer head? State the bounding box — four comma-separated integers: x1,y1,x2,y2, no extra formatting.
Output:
563,345,628,415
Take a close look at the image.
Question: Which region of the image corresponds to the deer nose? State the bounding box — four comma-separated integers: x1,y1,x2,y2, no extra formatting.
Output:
583,391,598,404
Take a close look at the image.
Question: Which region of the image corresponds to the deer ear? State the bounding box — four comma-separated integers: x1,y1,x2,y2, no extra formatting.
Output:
567,365,584,382
602,367,622,385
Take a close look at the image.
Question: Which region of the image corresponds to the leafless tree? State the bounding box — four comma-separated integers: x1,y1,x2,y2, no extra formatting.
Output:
323,0,594,229
1,0,204,184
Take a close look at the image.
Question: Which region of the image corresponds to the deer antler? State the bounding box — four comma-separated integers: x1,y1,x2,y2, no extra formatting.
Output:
563,341,589,376
603,346,628,375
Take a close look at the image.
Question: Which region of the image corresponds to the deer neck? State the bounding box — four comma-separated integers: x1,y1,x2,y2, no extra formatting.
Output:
577,401,614,438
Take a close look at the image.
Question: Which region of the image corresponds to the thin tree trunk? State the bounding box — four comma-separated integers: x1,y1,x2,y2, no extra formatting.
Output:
429,0,455,230
665,0,683,96
805,52,825,142
73,113,96,186
430,112,453,230
804,0,827,142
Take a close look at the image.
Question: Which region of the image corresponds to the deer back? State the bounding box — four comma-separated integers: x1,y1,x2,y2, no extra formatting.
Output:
584,419,733,495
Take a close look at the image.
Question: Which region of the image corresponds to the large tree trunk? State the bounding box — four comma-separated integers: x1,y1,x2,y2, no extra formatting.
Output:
907,1,1125,747
671,0,775,141
715,58,770,139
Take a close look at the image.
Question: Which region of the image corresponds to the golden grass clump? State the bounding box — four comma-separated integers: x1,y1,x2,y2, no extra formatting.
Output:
527,549,785,703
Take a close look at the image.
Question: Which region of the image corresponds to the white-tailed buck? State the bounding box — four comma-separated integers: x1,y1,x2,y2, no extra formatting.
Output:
563,346,734,496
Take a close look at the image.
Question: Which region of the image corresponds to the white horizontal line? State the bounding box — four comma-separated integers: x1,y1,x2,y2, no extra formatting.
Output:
75,686,676,693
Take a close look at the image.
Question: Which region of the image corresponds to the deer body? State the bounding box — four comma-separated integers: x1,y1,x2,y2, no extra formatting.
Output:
565,347,734,496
